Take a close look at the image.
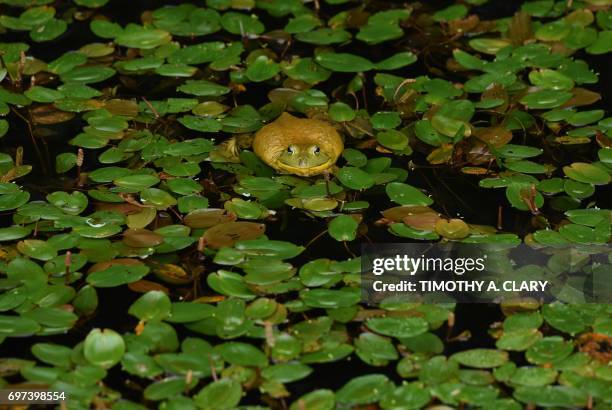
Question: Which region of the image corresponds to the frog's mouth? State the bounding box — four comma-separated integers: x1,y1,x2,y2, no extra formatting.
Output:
278,154,330,168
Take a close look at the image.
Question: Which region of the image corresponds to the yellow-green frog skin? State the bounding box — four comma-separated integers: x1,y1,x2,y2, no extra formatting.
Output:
253,112,343,177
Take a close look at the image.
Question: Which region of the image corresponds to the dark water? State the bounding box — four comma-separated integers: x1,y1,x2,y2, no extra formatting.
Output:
1,0,611,406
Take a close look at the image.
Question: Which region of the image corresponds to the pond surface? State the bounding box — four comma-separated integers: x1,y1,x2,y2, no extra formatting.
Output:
0,0,611,409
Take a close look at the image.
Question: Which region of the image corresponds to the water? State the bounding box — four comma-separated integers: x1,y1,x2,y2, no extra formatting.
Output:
1,0,611,405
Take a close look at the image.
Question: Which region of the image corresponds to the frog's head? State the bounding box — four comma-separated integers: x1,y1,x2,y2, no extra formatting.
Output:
252,112,344,176
277,143,331,170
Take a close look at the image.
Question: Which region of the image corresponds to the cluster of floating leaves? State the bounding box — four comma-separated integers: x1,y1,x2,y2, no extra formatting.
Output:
0,0,611,408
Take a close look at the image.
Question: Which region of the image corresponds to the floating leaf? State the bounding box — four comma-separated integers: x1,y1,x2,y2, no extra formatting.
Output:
520,90,573,109
563,162,611,185
296,28,351,45
452,349,509,368
314,52,374,72
83,328,125,368
386,182,433,206
336,374,393,406
366,317,429,338
328,215,358,241
336,167,375,190
194,379,242,409
128,291,171,322
202,221,265,249
217,342,267,367
116,26,171,49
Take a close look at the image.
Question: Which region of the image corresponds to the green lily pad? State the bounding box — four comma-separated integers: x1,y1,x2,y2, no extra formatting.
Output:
290,389,335,410
469,38,512,54
336,374,393,406
452,349,509,368
246,54,280,82
336,167,375,190
300,288,360,309
514,386,587,408
87,264,150,287
328,215,358,241
355,332,398,366
46,191,88,215
520,90,573,109
217,342,267,367
261,362,313,383
386,182,433,206
296,28,351,45
525,336,574,364
221,12,264,35
496,328,542,351
366,317,428,338
419,356,459,384
529,69,574,91
116,26,171,49
542,303,587,335
177,80,230,97
17,239,57,261
510,367,557,387
281,57,331,84
380,383,431,409
375,52,417,70
128,291,171,322
586,30,612,54
434,4,468,21
83,328,125,368
314,52,374,72
194,379,242,410
563,162,611,185
0,315,41,337
0,226,31,241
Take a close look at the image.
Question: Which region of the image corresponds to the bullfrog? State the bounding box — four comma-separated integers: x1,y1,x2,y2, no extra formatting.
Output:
252,112,344,177
211,112,344,177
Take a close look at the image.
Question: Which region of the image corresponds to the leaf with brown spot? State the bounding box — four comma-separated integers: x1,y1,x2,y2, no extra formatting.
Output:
474,126,513,148
561,87,601,108
435,218,470,239
554,136,591,145
448,14,480,35
123,228,164,247
427,143,454,164
30,105,75,124
507,11,533,45
95,202,142,215
151,263,192,285
184,208,237,228
103,99,139,117
461,166,489,175
403,211,441,231
381,206,436,222
481,84,508,113
466,141,494,165
202,221,266,249
128,280,170,294
596,133,612,148
88,258,145,274
126,207,157,229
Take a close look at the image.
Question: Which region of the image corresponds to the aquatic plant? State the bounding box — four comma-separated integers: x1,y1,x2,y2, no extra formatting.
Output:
0,0,610,408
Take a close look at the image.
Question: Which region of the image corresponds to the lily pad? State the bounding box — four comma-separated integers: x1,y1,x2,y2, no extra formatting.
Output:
452,349,509,368
366,317,429,338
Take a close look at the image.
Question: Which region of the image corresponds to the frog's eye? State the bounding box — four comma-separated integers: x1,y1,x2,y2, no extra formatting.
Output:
287,146,295,154
312,145,320,155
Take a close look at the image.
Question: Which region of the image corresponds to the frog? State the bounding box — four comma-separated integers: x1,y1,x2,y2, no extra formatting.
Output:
250,112,344,177
211,112,343,177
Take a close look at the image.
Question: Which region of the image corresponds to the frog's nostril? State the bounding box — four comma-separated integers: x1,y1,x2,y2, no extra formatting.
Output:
298,158,307,167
